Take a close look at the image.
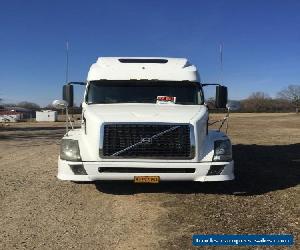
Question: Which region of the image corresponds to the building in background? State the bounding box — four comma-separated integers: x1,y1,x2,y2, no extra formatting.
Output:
0,107,35,122
0,110,21,122
36,110,57,122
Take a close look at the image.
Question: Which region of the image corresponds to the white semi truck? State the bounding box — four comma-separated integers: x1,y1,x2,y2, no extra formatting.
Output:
55,57,234,183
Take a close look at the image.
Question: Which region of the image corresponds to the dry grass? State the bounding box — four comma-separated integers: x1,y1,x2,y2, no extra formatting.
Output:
0,113,299,249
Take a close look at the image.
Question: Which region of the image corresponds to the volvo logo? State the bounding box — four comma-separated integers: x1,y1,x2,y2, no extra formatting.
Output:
141,137,152,144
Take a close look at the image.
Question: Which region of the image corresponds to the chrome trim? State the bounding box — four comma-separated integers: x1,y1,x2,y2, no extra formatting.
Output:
99,123,196,160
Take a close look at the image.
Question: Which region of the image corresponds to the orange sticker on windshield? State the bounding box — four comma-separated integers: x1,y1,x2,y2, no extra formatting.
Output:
156,96,176,104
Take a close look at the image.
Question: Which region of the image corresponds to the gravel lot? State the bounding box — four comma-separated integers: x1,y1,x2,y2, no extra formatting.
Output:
0,113,299,249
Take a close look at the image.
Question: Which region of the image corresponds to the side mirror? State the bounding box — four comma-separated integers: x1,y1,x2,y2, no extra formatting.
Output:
63,85,74,107
52,100,68,110
215,85,228,109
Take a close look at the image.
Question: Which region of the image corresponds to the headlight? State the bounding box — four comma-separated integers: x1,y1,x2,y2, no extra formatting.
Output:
60,139,81,161
213,139,232,161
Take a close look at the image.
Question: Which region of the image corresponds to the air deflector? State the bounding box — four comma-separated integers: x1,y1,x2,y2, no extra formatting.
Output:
119,59,168,64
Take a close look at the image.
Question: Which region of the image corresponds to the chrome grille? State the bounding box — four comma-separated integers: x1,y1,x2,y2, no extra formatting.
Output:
101,124,193,159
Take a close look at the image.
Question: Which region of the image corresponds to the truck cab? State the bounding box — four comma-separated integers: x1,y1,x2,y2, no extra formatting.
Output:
57,57,234,182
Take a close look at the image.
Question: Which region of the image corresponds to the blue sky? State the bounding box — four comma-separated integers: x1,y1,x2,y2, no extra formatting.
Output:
0,0,299,106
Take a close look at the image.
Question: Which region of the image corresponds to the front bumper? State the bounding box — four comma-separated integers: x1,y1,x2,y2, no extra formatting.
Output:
57,159,234,182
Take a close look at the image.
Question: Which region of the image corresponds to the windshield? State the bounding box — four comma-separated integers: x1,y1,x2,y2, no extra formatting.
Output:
86,80,203,105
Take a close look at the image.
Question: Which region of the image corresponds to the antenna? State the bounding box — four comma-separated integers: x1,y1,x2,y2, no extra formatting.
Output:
65,41,70,134
219,42,223,84
65,41,69,84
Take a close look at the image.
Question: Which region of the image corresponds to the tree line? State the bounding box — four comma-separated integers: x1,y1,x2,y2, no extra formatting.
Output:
0,101,82,114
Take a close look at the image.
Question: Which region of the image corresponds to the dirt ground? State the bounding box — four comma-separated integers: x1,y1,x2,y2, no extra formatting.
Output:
0,113,299,250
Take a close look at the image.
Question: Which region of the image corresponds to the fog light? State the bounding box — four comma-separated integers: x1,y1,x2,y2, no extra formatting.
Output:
207,165,225,175
69,164,87,175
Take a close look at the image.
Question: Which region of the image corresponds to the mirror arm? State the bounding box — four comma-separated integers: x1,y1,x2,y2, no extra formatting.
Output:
67,81,86,86
208,106,230,134
202,83,224,87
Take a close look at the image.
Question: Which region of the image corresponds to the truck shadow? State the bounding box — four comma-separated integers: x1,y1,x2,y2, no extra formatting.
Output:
95,143,300,196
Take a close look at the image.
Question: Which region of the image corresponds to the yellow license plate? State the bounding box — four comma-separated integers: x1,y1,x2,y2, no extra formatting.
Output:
134,176,160,183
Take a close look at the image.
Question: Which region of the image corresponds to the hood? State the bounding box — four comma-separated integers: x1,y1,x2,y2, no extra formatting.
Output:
83,103,206,123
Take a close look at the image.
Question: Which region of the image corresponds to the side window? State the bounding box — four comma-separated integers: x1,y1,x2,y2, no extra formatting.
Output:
199,87,204,105
85,84,90,103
